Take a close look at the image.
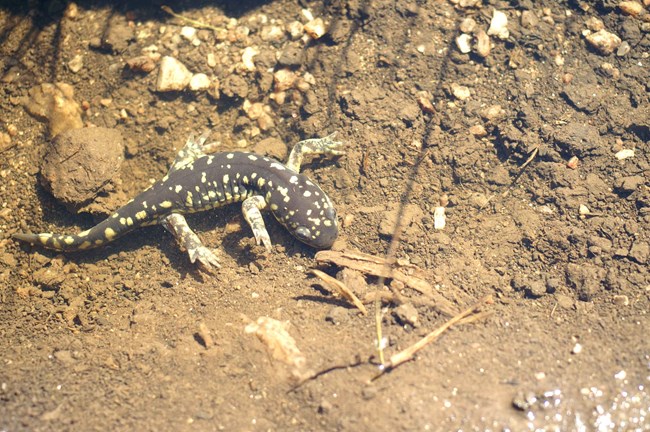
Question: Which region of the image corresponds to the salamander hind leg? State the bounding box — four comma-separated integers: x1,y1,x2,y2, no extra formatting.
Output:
286,132,345,173
242,195,272,251
161,213,221,269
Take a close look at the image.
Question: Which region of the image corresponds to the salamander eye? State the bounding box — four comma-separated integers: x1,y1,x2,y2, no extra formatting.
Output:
294,226,311,241
324,207,336,220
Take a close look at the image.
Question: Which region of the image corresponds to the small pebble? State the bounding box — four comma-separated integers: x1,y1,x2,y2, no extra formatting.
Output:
614,149,634,160
180,26,197,40
585,17,605,32
567,156,579,169
126,55,156,73
456,33,472,53
616,41,630,56
416,91,435,114
475,29,490,57
156,56,192,91
619,1,644,16
207,52,217,68
612,295,629,306
273,69,297,92
304,18,326,39
241,46,258,71
189,73,210,91
585,29,622,55
469,124,487,137
287,21,304,40
68,54,83,73
451,83,470,100
433,206,446,230
481,104,505,121
459,17,476,33
394,303,419,328
572,343,583,354
487,9,509,40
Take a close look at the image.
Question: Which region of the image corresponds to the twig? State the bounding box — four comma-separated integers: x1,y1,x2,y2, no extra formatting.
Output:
309,269,368,315
161,5,224,32
374,295,493,378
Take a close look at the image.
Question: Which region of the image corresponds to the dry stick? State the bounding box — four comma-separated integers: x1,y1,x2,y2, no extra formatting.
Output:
376,295,493,377
374,148,430,366
160,5,224,32
309,269,368,315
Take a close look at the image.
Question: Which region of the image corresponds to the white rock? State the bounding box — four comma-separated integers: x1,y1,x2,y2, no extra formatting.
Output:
180,26,197,40
451,83,471,100
242,47,258,71
488,9,509,39
189,73,210,91
301,9,314,22
615,149,635,160
156,56,192,91
68,54,83,73
287,21,304,40
456,33,472,53
434,206,446,230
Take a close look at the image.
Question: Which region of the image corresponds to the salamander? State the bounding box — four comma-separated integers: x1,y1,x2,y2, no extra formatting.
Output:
13,132,344,268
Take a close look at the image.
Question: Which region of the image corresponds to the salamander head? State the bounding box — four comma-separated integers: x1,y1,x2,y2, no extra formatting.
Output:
268,173,339,249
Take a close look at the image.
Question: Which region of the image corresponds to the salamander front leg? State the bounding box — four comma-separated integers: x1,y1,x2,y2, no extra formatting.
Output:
242,195,272,252
286,132,345,173
161,213,221,269
168,131,220,173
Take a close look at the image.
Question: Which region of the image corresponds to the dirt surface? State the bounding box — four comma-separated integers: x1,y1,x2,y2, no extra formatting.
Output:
1,0,649,430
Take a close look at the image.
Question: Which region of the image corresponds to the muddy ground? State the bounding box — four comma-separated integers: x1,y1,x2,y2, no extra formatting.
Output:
1,0,649,430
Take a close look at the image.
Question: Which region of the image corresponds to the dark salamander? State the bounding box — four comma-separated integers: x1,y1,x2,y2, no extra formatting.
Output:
13,132,344,268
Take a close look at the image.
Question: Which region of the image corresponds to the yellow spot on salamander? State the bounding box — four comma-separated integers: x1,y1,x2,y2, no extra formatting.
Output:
64,236,75,245
186,192,193,207
227,153,234,159
270,203,278,211
126,217,134,226
95,239,104,245
104,228,116,240
247,154,258,161
160,201,172,208
79,241,91,250
119,217,127,225
135,210,147,220
303,190,312,197
223,174,230,184
79,229,90,237
243,176,249,184
257,178,265,187
175,185,183,193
